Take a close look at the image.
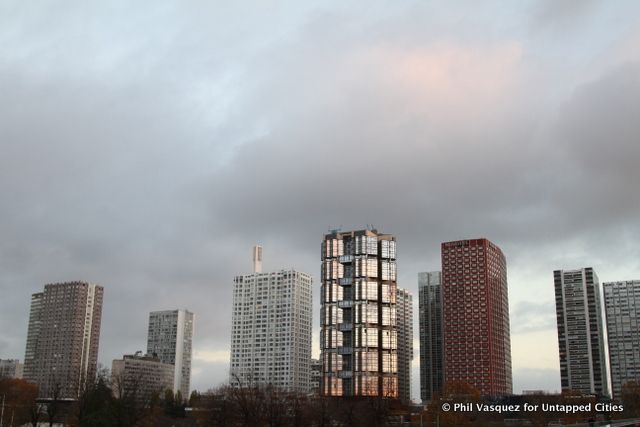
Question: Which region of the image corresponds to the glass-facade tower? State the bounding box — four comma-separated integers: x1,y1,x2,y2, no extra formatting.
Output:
419,271,443,403
320,229,398,398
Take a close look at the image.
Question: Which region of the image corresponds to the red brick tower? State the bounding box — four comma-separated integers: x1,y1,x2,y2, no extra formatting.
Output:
441,238,512,396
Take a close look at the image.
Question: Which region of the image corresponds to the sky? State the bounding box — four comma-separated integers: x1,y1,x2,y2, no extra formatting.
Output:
1,1,640,400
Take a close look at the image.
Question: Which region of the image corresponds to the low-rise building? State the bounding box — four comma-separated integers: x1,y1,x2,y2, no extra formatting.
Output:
112,352,174,404
310,358,321,395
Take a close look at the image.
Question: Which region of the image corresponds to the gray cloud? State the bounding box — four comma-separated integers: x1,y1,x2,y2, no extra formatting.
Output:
511,301,556,334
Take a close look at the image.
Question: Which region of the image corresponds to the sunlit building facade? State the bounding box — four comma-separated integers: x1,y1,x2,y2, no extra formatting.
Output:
321,229,398,398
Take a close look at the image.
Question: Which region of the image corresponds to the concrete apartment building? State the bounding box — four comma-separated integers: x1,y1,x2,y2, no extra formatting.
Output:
442,239,512,396
0,359,23,379
554,268,609,397
147,309,194,400
23,281,104,398
112,352,174,404
310,358,322,395
23,292,43,383
230,246,312,392
320,229,398,398
603,280,640,400
396,287,413,403
418,271,443,403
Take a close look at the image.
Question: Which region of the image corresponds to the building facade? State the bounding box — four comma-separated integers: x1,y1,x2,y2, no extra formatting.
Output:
23,281,103,398
147,309,194,400
418,271,443,403
442,239,512,396
112,353,174,404
397,287,413,403
0,359,23,379
554,268,609,396
310,358,322,395
320,229,398,398
603,280,640,400
230,247,312,392
23,292,43,382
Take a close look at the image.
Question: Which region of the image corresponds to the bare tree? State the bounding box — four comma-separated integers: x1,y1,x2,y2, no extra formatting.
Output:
47,382,62,427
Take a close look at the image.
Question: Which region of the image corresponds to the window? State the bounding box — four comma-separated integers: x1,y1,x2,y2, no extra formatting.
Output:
382,352,397,373
381,261,396,280
381,306,396,326
356,281,378,301
382,330,397,349
356,303,378,324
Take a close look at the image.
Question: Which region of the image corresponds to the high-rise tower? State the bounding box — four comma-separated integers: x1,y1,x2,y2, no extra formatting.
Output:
419,271,443,403
147,309,194,399
23,281,104,398
554,268,609,397
442,238,512,396
321,229,398,398
603,280,640,400
230,248,312,392
396,287,413,403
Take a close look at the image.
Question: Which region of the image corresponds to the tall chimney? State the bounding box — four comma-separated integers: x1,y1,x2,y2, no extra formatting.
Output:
253,245,263,273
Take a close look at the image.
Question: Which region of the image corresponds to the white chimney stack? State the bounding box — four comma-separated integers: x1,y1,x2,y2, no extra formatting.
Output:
252,245,263,273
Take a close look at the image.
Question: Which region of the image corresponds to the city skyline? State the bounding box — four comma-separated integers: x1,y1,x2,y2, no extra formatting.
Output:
1,238,639,401
2,1,640,400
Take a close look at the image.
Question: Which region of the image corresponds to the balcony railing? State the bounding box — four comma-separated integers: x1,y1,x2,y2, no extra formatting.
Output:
337,346,352,355
337,300,353,308
339,255,354,264
337,322,353,331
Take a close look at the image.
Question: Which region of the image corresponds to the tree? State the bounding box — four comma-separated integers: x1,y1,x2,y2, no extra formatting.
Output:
621,380,640,418
425,381,481,427
47,382,63,427
0,378,40,426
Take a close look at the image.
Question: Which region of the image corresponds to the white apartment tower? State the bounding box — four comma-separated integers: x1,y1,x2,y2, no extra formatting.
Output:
554,268,609,397
147,309,194,400
230,246,312,392
603,280,640,400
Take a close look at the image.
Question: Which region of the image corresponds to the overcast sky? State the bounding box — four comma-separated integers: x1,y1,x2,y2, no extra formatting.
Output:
1,1,640,399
